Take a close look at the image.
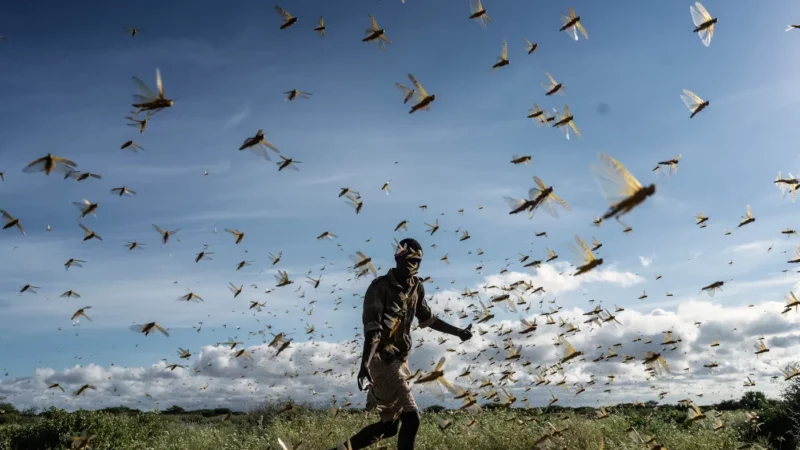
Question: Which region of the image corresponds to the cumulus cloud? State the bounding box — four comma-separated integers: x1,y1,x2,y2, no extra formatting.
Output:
639,256,652,267
727,240,781,254
487,265,645,294
425,265,646,327
224,105,250,130
2,280,797,412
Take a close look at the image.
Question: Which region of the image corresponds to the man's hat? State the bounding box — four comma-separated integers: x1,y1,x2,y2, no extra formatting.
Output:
395,238,423,259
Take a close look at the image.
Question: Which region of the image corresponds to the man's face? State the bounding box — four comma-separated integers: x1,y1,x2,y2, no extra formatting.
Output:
405,255,422,275
395,242,423,275
400,255,421,277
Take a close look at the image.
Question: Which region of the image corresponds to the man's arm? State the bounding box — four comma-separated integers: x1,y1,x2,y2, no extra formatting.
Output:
415,283,472,341
361,331,379,364
358,282,384,390
357,332,379,391
429,318,473,341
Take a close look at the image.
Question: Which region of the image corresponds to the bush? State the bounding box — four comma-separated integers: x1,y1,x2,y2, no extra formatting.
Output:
0,400,787,449
424,405,446,413
746,374,800,450
100,406,140,415
739,391,770,410
213,408,232,416
0,403,19,415
654,407,686,426
162,405,186,415
758,403,795,450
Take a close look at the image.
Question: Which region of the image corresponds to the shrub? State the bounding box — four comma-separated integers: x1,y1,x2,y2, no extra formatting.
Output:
0,403,19,415
758,402,795,450
162,405,186,415
0,401,787,449
747,375,800,450
424,405,446,413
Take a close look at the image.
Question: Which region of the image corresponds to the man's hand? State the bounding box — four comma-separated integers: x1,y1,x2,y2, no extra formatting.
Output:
357,364,373,391
458,324,473,342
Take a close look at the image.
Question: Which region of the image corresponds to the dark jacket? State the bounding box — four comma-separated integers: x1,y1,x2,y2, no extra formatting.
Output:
362,268,437,360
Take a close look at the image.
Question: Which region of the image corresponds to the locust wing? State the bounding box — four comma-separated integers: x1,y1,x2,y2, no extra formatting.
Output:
572,235,596,264
407,73,429,102
395,82,415,104
690,2,714,47
681,89,705,112
592,153,643,205
275,6,294,21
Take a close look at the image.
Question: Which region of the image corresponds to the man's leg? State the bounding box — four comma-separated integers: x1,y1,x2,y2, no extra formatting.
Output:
396,410,421,450
328,419,399,450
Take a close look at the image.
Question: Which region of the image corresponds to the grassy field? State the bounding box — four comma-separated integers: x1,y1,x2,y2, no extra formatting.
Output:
0,404,780,450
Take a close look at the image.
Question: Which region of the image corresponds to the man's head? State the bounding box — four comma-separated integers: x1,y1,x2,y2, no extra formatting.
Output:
394,238,423,278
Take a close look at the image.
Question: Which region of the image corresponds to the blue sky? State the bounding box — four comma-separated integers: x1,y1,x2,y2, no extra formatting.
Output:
2,0,800,412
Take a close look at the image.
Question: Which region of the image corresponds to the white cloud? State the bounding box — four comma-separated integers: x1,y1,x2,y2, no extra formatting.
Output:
224,106,250,130
485,264,646,294
639,256,652,267
3,278,796,412
727,239,781,254
726,273,800,295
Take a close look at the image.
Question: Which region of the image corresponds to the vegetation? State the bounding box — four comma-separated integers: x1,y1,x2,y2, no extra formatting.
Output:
0,386,798,449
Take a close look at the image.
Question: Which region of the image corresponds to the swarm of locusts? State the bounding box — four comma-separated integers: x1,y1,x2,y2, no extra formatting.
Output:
5,1,800,450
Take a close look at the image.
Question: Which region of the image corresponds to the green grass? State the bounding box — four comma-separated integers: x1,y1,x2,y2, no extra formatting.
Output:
0,406,773,450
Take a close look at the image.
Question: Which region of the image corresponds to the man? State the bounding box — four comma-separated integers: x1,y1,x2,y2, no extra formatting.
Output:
330,238,473,450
